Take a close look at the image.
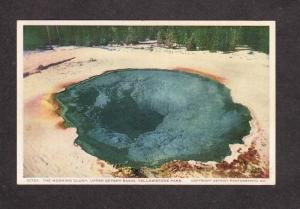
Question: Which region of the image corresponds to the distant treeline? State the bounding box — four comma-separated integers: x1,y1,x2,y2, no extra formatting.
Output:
24,26,269,53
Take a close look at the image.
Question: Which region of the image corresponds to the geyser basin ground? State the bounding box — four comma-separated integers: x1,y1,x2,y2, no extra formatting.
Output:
55,69,251,167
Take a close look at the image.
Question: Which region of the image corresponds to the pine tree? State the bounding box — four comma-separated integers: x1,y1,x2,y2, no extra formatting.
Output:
45,26,52,46
186,32,197,51
156,31,164,46
23,25,269,54
164,29,176,48
125,27,138,45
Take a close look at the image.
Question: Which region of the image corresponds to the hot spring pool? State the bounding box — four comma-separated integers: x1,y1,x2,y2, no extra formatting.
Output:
55,69,251,167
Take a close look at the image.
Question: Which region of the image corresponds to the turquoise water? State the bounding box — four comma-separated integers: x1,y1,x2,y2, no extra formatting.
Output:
55,69,251,167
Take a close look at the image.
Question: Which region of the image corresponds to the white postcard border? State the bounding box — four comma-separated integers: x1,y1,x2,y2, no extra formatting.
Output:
17,20,276,185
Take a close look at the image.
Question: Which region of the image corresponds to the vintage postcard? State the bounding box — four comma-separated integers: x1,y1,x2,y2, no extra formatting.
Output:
17,20,275,185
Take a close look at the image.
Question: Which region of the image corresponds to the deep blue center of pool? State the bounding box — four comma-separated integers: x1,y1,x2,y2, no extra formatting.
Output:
55,69,251,167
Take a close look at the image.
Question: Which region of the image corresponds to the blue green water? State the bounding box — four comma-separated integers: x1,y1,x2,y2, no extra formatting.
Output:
55,69,251,167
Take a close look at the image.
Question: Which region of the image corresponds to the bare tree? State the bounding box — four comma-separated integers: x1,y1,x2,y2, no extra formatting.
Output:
45,26,52,46
55,26,61,45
